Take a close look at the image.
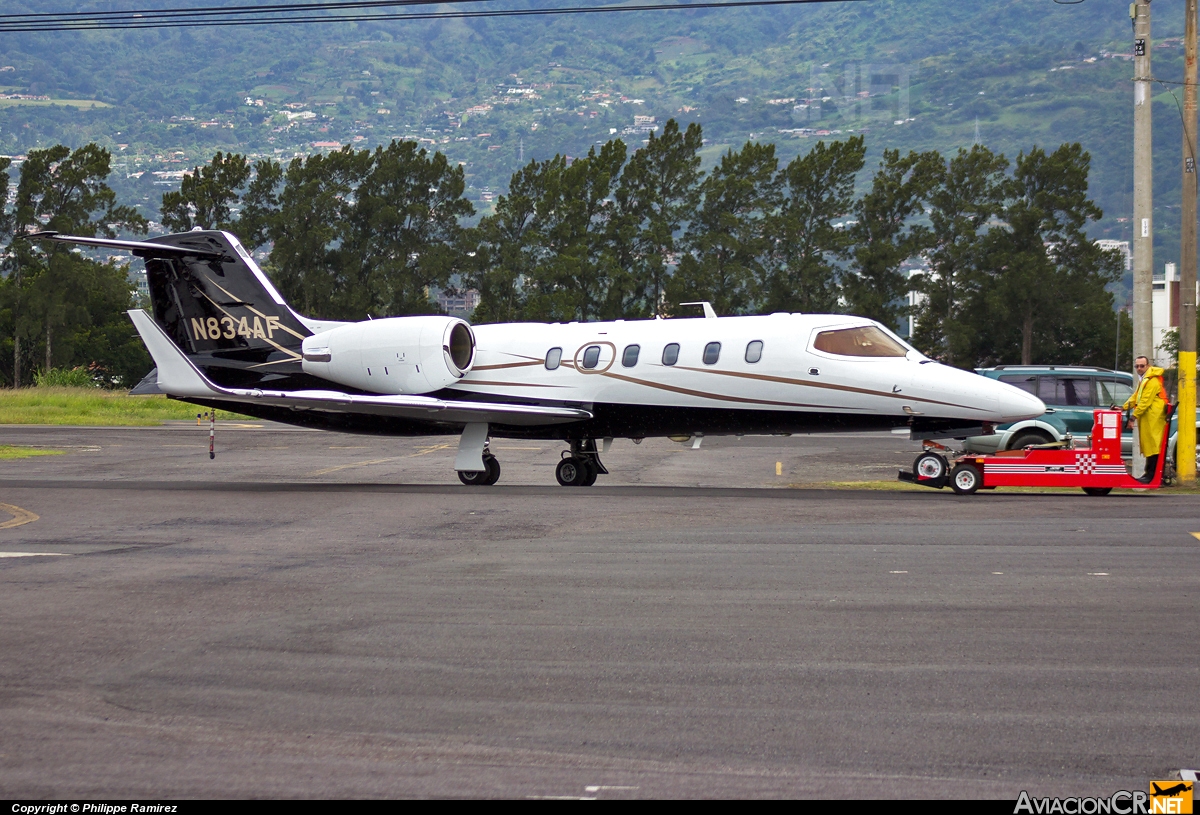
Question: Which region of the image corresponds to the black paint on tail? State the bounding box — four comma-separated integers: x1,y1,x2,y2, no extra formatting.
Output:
142,231,314,389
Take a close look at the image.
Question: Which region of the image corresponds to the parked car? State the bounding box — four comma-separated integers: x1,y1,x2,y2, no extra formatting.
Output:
963,365,1199,471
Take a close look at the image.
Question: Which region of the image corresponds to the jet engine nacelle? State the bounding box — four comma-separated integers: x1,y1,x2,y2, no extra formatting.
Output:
300,315,475,395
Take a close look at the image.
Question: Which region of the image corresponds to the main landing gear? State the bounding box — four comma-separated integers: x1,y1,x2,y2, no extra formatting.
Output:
556,438,608,487
454,424,609,487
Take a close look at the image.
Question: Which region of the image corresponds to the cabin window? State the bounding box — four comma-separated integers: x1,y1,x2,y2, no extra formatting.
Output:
622,344,640,368
545,347,562,370
582,345,601,369
745,340,763,364
813,326,907,358
662,343,680,366
703,342,722,365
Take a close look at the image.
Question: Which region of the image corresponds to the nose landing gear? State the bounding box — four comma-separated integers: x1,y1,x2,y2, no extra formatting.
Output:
556,438,607,487
456,423,501,486
458,451,501,486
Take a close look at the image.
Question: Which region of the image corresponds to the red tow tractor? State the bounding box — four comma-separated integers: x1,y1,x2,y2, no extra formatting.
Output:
899,407,1175,496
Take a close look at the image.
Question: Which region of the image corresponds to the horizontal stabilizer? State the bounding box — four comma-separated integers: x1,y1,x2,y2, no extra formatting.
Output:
26,231,225,260
127,309,591,427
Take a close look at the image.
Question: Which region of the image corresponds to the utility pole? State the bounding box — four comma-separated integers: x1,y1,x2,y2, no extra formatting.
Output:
1180,0,1198,483
1133,0,1154,478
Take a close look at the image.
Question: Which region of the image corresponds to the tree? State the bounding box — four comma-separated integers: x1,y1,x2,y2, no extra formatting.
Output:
978,143,1123,366
349,140,476,316
613,119,704,316
844,148,941,329
758,136,865,314
264,147,372,318
524,141,628,322
160,151,252,233
911,145,1009,367
160,153,283,251
472,142,629,323
0,156,14,386
468,159,548,324
232,159,284,251
670,141,779,315
263,142,475,320
4,144,146,387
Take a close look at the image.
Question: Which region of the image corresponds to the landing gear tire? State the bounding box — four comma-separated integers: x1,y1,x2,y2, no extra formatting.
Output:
458,454,500,486
949,463,982,495
579,458,598,486
913,452,949,483
1082,487,1112,497
556,456,586,487
482,454,500,485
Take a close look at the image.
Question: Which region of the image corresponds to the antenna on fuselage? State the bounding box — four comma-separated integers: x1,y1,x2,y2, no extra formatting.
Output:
679,301,718,319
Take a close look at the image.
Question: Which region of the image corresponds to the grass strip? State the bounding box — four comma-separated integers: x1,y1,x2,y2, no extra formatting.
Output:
0,387,251,426
0,445,66,460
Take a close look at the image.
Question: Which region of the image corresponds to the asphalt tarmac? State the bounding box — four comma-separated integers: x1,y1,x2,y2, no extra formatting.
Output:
1,424,1198,798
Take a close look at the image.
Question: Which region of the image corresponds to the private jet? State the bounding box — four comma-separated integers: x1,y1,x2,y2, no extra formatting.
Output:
36,229,1045,486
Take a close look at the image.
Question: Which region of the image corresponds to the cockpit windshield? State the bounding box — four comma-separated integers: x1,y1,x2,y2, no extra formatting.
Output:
813,326,909,358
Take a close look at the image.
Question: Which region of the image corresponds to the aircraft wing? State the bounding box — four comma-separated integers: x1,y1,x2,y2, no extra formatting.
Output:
128,309,591,427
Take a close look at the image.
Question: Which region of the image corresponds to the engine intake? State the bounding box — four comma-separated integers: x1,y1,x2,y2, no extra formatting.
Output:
301,315,475,394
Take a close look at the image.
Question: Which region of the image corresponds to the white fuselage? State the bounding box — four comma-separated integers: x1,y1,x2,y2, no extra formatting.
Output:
450,313,1044,431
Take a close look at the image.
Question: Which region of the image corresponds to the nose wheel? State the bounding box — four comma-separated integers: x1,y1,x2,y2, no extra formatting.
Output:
458,452,500,486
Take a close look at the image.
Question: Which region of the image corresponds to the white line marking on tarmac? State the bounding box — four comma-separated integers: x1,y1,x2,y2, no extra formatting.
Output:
992,572,1004,575
889,570,908,574
1087,572,1110,576
0,552,69,558
584,786,639,792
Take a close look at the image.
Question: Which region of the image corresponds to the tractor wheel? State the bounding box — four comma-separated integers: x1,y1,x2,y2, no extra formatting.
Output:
949,463,982,495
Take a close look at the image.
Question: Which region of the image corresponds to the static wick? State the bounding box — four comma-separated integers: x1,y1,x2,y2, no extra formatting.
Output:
209,409,216,460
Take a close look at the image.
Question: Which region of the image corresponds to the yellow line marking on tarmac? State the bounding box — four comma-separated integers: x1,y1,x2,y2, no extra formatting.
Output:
1192,533,1200,541
0,552,68,558
408,443,452,457
0,503,39,530
307,457,398,476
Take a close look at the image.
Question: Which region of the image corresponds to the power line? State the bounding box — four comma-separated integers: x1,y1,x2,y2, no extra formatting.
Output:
0,0,474,23
0,0,865,33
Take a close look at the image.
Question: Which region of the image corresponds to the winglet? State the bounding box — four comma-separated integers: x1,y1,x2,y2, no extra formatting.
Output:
127,309,225,398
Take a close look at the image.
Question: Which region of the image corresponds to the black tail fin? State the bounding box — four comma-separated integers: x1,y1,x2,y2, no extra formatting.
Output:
142,230,312,388
33,228,317,389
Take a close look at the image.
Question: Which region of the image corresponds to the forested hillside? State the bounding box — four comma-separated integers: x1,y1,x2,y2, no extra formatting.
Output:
0,0,1191,267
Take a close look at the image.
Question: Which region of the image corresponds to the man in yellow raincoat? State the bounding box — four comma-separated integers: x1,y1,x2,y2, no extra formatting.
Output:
1120,356,1170,482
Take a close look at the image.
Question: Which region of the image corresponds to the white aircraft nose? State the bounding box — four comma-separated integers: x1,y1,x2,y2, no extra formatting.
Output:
995,381,1045,422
